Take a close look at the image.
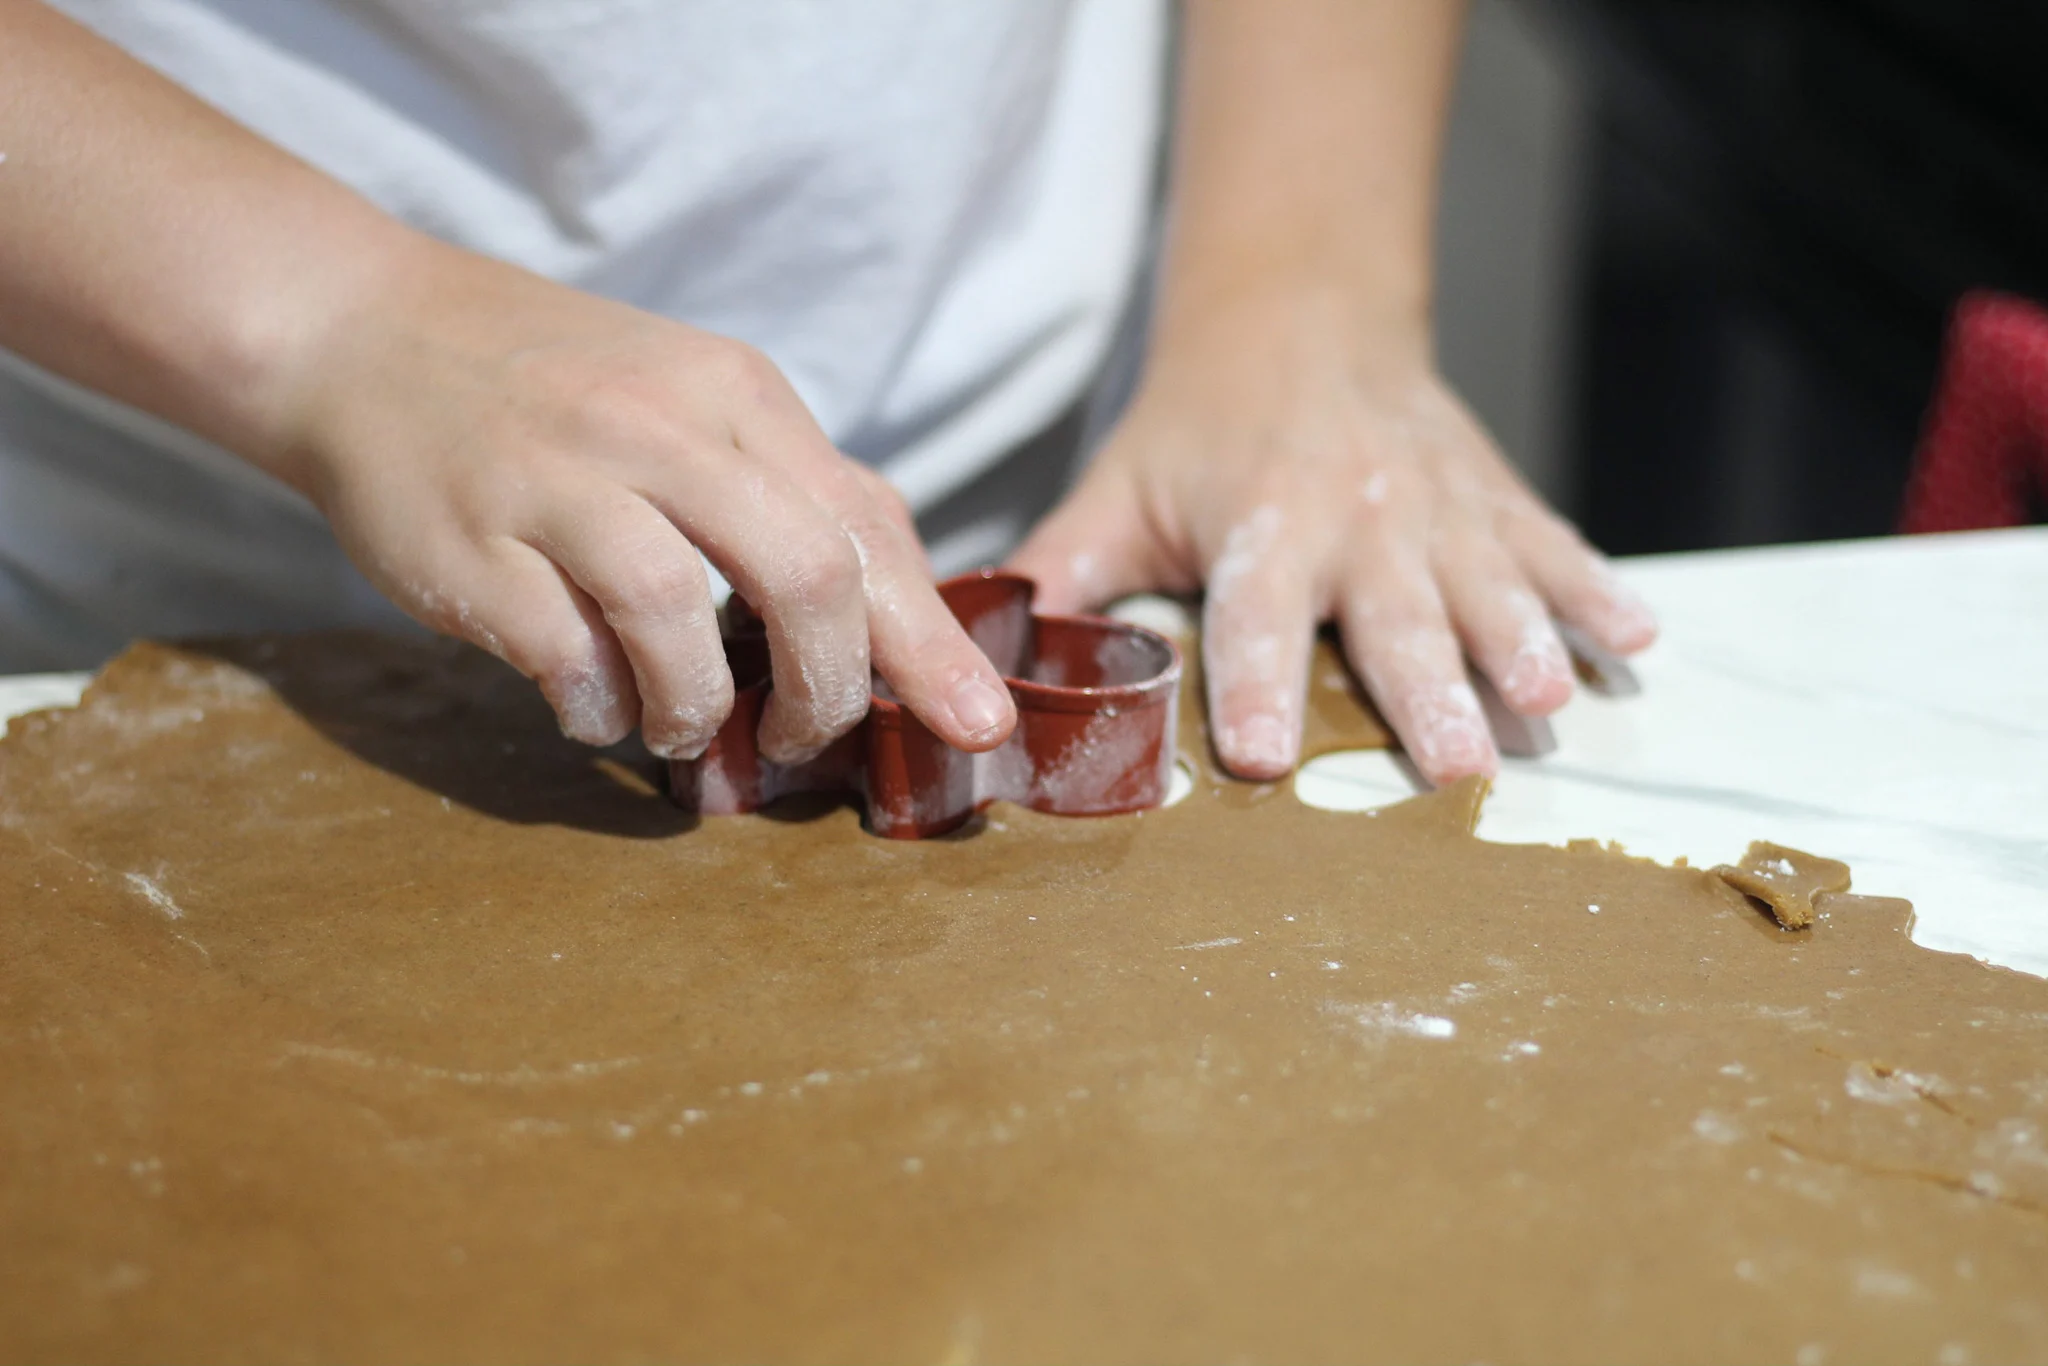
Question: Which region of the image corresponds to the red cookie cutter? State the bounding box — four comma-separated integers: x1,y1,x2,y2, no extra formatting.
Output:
669,570,1182,838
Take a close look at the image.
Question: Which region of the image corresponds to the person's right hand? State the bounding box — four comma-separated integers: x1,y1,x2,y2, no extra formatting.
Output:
270,240,1018,763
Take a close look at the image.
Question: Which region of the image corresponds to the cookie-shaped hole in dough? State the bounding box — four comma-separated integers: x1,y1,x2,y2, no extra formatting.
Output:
1293,748,1420,813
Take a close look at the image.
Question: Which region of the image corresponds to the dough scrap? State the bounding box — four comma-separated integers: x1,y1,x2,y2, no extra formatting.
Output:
3,634,2046,1365
1714,840,1855,929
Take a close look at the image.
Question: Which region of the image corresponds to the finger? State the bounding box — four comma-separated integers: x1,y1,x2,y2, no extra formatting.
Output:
724,387,1016,753
864,550,1020,750
692,478,868,765
1336,540,1498,787
615,429,869,762
1007,463,1176,615
527,489,733,759
408,537,640,747
1507,510,1658,656
814,465,1018,752
1435,532,1574,716
621,346,871,762
846,462,926,567
1201,504,1317,780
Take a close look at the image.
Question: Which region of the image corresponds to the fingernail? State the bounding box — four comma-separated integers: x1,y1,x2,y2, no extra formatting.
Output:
1228,713,1294,775
1502,638,1573,713
1603,580,1658,651
949,675,1013,742
1434,726,1496,776
1414,682,1495,779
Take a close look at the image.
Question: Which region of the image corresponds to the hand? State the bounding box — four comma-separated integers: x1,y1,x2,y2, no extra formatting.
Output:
1009,293,1656,786
271,240,1017,762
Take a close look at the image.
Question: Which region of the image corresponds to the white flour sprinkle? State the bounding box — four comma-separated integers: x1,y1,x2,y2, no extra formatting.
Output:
1692,1110,1743,1144
1854,1266,1924,1299
1326,1002,1457,1041
1206,505,1284,606
123,871,186,921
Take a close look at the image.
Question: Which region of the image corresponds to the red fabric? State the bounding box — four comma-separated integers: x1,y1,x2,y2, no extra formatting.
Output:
1900,290,2048,532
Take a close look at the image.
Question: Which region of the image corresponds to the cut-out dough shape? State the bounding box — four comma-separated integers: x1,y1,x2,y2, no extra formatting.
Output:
1715,840,1855,929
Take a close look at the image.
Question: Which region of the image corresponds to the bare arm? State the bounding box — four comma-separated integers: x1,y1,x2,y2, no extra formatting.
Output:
1161,0,1455,351
0,0,403,474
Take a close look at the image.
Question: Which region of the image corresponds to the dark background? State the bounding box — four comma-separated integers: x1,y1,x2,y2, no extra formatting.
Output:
1431,1,2048,554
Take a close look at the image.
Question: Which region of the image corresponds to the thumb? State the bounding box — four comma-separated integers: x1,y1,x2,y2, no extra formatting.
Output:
1007,465,1173,615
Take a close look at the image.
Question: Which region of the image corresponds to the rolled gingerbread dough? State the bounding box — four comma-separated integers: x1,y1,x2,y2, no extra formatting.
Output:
2,634,2044,1364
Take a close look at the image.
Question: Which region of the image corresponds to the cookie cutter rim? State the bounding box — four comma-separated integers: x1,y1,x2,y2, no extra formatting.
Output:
669,568,1183,837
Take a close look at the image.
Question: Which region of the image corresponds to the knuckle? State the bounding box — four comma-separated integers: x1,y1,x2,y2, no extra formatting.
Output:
859,465,913,517
1426,519,1490,562
1345,543,1434,606
1344,577,1451,656
1431,533,1519,596
1470,547,1530,597
602,553,706,622
700,340,782,405
772,532,864,611
551,369,676,450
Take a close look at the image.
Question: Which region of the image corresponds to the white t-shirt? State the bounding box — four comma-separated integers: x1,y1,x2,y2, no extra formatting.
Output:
0,0,1166,670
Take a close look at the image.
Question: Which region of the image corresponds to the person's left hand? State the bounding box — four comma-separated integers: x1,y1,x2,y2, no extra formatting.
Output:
1008,292,1657,787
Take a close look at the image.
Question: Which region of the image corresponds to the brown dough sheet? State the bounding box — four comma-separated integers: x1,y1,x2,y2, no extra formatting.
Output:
2,635,2046,1365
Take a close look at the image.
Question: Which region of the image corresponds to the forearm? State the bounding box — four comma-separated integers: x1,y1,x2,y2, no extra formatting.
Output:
1159,0,1466,345
0,0,420,481
0,3,1038,761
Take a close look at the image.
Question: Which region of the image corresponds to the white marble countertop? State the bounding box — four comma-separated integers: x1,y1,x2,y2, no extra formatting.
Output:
6,528,2044,977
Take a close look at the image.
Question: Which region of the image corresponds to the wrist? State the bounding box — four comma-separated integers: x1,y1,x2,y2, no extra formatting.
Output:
203,210,441,494
1147,270,1437,382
